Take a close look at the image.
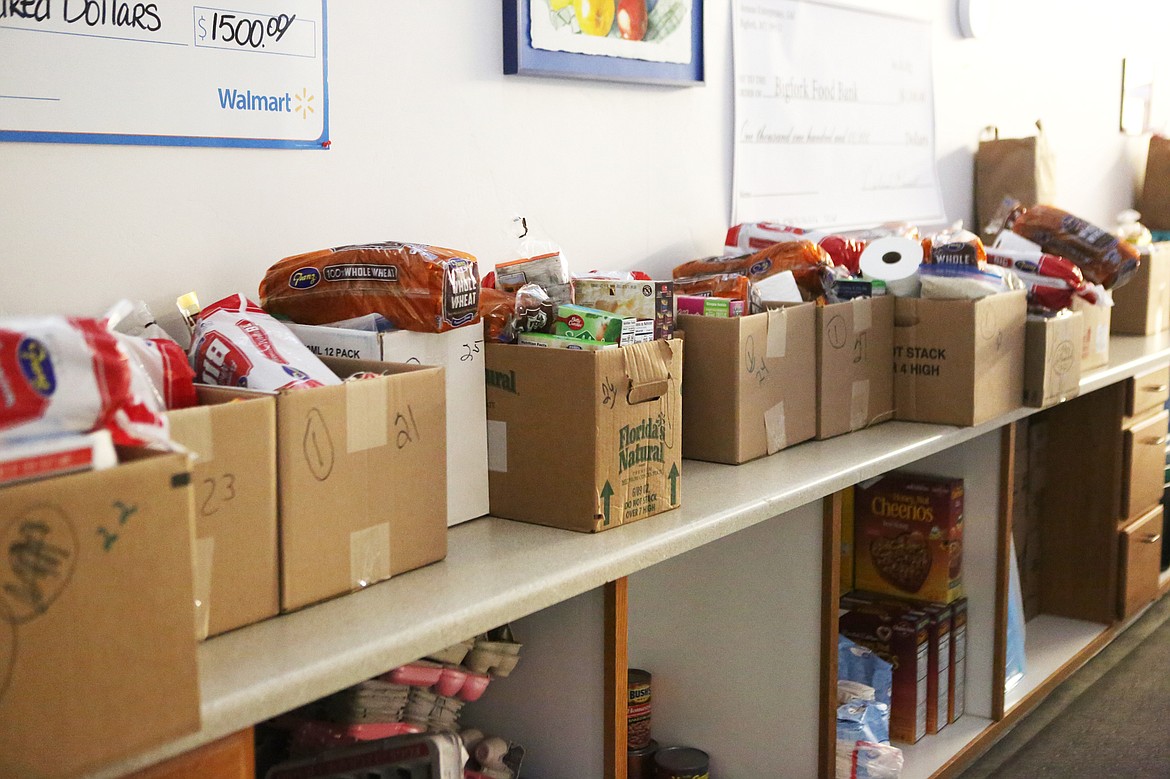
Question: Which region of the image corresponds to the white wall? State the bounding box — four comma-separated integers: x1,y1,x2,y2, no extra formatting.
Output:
4,1,1170,324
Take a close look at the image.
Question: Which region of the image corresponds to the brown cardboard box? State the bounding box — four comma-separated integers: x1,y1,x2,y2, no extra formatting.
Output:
816,296,895,440
1072,296,1111,370
677,304,816,464
839,599,930,744
214,358,448,612
168,389,278,638
854,472,965,605
949,597,968,724
1111,242,1170,335
0,451,200,778
485,339,682,532
894,290,1026,426
1023,311,1083,408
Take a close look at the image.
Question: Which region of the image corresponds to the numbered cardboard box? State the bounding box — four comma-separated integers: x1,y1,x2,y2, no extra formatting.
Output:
677,304,816,464
485,339,682,532
167,390,278,638
287,322,488,527
215,357,447,612
814,295,895,440
0,450,200,778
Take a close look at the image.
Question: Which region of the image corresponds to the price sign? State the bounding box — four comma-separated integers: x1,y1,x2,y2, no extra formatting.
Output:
0,0,328,149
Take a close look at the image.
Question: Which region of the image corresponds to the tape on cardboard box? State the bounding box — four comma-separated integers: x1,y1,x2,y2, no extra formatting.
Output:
766,308,787,359
851,380,870,430
346,377,389,453
194,536,214,640
854,298,872,334
350,522,392,589
487,420,508,473
765,401,787,454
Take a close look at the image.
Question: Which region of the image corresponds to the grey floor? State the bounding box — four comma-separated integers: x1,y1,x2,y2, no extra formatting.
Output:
958,593,1170,778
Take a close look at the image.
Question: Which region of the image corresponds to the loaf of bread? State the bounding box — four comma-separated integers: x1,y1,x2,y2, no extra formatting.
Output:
259,242,481,332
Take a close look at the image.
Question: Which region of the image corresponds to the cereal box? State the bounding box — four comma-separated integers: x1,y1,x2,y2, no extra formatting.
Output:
854,473,964,604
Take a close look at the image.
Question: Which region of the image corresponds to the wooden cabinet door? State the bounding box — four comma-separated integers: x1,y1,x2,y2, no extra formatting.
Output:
126,730,254,779
1120,506,1164,620
1122,410,1168,520
1125,364,1170,421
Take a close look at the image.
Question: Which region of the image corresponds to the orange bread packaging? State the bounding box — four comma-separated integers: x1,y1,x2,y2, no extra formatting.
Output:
672,240,834,300
259,242,481,333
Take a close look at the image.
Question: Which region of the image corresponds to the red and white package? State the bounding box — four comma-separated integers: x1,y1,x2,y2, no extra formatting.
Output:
725,222,867,275
116,334,198,410
189,294,341,391
985,247,1100,312
0,316,173,448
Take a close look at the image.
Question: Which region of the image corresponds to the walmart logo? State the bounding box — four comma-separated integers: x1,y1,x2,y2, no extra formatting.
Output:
217,86,315,119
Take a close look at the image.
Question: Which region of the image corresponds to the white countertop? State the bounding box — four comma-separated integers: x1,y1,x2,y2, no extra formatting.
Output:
88,330,1170,778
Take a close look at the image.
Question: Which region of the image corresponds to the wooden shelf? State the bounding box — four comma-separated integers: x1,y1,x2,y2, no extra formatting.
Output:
1004,615,1110,713
900,716,994,779
85,332,1170,779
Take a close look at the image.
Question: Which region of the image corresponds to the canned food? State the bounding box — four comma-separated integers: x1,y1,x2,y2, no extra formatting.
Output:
628,668,652,749
654,746,710,779
627,738,658,779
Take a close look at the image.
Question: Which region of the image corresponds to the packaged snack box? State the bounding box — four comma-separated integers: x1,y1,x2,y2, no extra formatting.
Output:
854,472,964,605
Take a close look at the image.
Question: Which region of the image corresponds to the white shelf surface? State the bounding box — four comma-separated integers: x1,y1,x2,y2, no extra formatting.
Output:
899,715,994,779
1004,614,1109,713
87,333,1170,779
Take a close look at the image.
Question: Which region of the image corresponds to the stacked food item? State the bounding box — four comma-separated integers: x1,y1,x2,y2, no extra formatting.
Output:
836,473,971,779
262,627,525,779
0,302,198,486
480,250,675,348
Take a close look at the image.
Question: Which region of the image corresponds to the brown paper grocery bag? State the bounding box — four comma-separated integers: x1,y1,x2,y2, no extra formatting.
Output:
974,122,1055,239
1138,134,1170,231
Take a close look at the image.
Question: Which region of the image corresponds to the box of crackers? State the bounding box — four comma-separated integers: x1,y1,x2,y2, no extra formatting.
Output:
854,473,964,605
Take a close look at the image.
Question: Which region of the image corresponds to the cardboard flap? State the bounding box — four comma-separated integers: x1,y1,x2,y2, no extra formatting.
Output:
623,340,673,405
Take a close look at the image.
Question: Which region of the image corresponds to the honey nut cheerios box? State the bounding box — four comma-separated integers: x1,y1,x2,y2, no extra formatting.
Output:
853,472,964,605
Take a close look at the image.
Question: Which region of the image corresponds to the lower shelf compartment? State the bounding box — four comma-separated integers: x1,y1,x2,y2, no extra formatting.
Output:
898,716,993,779
1004,614,1108,713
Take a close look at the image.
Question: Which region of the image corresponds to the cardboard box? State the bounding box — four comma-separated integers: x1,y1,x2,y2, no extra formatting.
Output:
949,597,968,724
854,472,965,605
168,389,279,639
1072,296,1111,371
1111,242,1170,335
1023,311,1083,408
217,358,447,612
839,599,930,744
676,304,816,464
0,451,200,778
893,290,1026,426
287,322,488,527
815,295,895,440
485,340,682,532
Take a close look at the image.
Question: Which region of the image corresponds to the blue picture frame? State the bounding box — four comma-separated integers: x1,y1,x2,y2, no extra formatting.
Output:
503,0,704,86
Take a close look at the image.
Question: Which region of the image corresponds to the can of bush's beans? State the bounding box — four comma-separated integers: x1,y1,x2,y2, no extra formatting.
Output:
627,738,659,779
628,668,652,749
653,746,710,779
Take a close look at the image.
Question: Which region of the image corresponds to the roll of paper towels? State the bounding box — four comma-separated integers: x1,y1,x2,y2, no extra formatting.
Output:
859,237,924,297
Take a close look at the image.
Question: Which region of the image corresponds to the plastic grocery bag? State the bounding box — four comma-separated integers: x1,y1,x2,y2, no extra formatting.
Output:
838,635,893,707
1005,536,1027,693
835,740,904,779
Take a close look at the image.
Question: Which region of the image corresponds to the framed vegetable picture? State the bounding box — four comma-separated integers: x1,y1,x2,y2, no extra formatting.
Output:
503,0,704,85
